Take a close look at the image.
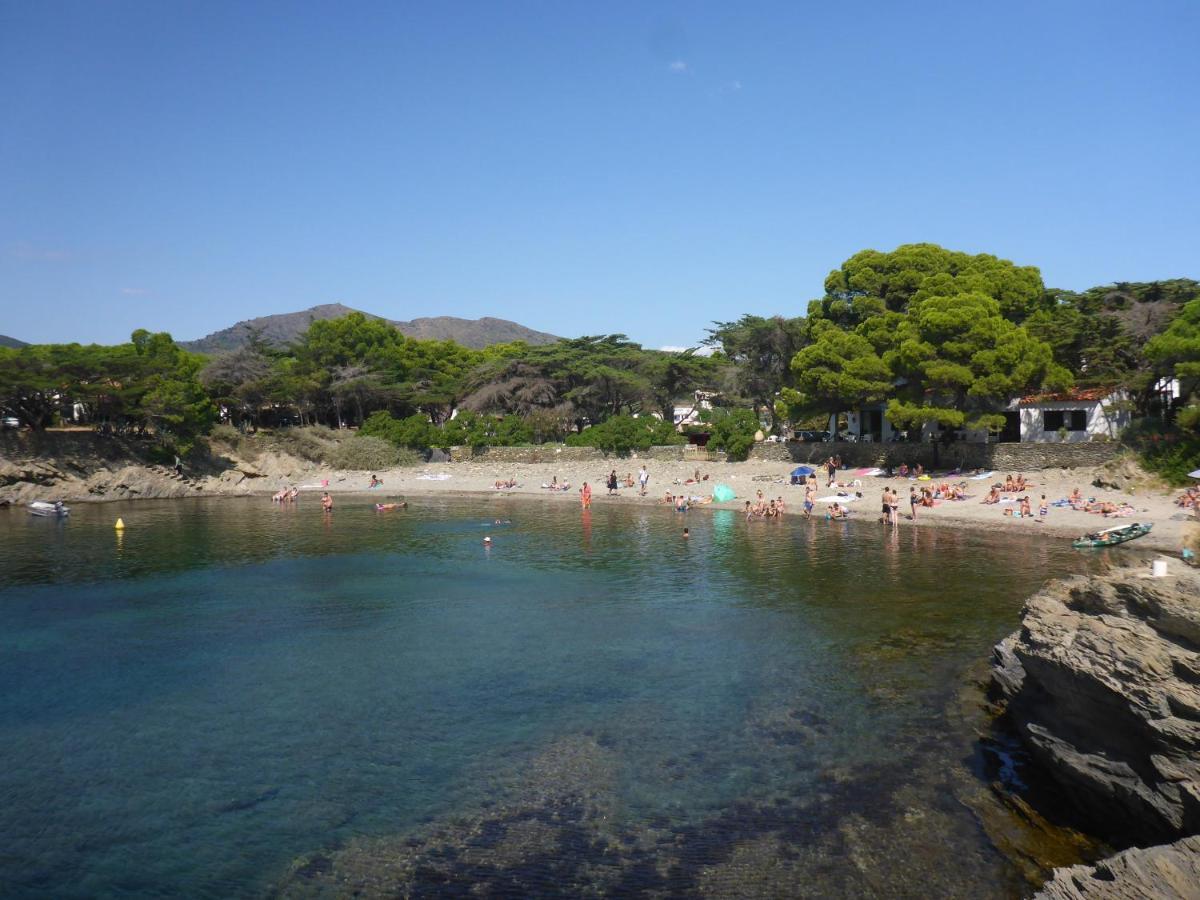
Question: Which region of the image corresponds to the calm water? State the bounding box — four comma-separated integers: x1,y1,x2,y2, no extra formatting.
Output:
0,496,1099,897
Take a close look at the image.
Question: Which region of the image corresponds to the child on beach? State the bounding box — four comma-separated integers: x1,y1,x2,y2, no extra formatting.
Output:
1039,495,1049,517
580,482,592,508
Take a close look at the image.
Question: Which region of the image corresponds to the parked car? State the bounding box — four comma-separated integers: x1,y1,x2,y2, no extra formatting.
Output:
795,430,830,442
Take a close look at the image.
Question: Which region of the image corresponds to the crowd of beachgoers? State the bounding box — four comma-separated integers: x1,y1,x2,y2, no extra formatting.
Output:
251,452,1198,553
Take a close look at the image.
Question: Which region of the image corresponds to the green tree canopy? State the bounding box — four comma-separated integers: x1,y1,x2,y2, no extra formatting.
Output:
704,315,806,432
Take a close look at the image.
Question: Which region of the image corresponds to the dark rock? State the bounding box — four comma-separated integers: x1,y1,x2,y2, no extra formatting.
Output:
992,570,1200,843
1034,835,1200,899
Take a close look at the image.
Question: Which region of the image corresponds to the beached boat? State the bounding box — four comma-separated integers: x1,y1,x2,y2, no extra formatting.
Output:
28,500,70,518
1072,522,1152,549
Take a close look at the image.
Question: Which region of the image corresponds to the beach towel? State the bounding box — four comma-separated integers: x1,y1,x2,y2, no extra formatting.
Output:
969,471,996,481
417,473,452,481
816,495,860,503
712,484,736,503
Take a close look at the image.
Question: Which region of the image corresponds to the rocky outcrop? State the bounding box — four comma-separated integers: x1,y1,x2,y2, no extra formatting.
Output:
1034,835,1200,899
992,569,1200,843
0,431,321,504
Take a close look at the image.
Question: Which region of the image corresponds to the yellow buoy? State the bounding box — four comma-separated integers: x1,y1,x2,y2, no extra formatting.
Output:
114,518,125,530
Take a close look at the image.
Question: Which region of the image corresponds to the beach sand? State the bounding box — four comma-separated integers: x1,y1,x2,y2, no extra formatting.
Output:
305,457,1199,555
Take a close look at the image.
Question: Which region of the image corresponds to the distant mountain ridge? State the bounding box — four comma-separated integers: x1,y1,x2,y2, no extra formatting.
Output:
0,335,28,349
179,304,560,353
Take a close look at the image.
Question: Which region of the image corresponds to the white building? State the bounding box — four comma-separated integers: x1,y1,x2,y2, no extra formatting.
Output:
673,390,717,428
835,388,1130,444
1005,388,1130,443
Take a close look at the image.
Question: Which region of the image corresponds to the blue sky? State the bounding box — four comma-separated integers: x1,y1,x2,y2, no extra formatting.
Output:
2,1,1197,349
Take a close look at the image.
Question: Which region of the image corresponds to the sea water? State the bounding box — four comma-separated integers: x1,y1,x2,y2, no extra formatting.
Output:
0,496,1098,897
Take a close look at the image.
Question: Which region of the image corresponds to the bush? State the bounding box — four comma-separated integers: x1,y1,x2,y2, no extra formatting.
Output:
701,408,760,461
566,415,683,455
271,425,341,463
360,411,440,450
1123,417,1200,485
327,435,421,470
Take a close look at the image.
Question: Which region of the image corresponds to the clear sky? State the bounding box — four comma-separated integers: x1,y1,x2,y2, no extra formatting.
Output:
2,1,1197,349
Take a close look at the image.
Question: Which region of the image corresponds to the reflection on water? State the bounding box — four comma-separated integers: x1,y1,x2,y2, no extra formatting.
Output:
0,497,1101,897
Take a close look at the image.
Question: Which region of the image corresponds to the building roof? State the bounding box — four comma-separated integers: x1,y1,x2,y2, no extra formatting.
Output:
1019,386,1119,405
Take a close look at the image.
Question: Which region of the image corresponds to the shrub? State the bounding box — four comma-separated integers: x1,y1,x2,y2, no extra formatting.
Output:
442,410,485,448
566,415,683,455
701,408,760,461
361,411,440,450
492,414,533,446
328,435,421,470
1122,417,1200,486
272,425,341,463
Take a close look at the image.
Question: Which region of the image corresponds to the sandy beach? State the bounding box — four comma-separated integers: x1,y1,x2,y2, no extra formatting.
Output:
304,457,1200,556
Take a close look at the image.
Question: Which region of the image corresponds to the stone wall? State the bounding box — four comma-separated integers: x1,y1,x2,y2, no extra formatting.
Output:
747,440,1122,471
448,444,726,464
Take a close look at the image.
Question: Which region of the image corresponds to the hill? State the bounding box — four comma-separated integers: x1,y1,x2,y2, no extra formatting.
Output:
0,335,28,349
179,304,559,353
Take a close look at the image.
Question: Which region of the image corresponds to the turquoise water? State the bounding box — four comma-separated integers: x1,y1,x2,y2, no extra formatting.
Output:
0,497,1097,897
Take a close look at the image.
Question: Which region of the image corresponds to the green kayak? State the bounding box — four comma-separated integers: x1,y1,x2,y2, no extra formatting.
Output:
1072,522,1152,549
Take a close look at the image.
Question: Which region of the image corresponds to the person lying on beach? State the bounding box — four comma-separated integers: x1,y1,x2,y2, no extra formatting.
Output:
983,486,1002,505
494,478,518,490
375,502,406,511
1175,487,1199,508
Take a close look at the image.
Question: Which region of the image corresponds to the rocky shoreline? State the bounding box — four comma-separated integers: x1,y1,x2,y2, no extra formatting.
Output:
990,569,1200,898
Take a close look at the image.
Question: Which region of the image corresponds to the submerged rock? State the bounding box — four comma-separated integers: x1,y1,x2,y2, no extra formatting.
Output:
1034,835,1200,899
992,569,1200,843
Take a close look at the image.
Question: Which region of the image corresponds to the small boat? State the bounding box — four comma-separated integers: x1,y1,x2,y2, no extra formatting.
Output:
29,500,70,518
1072,522,1152,549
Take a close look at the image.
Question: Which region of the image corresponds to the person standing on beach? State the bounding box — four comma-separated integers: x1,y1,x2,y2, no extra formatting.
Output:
607,470,618,495
826,457,837,487
638,466,649,497
580,482,592,508
804,482,816,519
909,487,919,521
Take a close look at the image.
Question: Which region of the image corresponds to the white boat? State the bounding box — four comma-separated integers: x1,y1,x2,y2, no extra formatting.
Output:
29,500,70,517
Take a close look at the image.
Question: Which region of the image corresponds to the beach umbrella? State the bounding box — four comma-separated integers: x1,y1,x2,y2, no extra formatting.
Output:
1189,469,1200,479
791,466,815,477
712,484,736,503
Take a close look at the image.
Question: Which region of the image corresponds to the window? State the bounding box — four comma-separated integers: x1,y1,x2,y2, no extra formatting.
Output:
1043,409,1088,432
